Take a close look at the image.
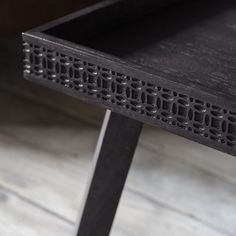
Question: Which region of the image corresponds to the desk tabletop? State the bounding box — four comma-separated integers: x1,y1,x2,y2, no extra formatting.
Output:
23,0,236,156
79,1,236,102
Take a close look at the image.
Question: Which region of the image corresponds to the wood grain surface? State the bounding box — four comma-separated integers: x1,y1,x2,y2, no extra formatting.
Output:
0,90,236,236
81,0,236,99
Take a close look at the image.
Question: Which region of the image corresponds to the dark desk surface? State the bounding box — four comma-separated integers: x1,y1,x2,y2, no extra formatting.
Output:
23,0,236,156
79,0,236,102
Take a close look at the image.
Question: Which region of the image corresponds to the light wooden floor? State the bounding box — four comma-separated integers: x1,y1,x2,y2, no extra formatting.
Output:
1,90,236,236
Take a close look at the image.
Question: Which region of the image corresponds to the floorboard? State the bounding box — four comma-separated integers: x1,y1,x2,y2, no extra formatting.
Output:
0,90,236,236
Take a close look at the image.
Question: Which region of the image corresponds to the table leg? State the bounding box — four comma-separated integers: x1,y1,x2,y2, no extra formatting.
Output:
76,110,143,236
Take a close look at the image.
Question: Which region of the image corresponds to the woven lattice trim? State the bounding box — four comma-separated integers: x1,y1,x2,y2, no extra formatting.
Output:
23,41,236,150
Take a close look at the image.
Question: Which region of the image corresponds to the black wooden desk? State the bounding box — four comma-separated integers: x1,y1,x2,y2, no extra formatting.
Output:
22,0,236,235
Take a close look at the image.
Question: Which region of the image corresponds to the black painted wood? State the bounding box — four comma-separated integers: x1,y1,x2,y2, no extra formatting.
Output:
76,110,142,236
44,0,236,100
22,0,236,156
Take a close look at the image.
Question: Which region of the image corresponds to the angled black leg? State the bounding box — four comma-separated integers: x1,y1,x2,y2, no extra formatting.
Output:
76,110,143,236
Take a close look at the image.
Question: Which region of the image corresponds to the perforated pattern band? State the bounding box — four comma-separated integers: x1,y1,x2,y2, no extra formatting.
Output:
23,40,236,153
